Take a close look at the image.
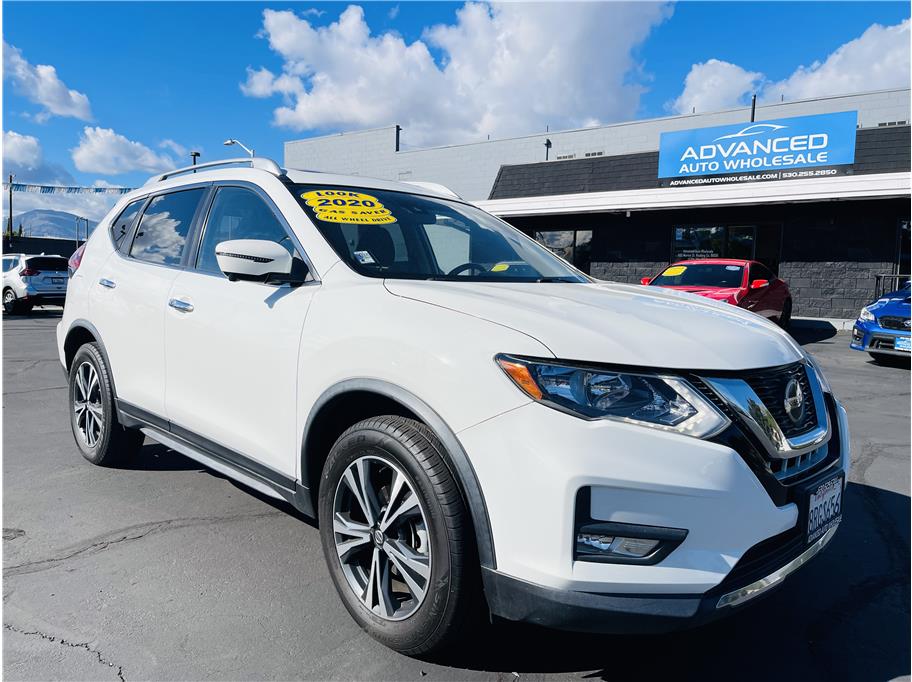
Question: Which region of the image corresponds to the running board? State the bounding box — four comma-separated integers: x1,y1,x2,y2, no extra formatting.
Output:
139,426,285,502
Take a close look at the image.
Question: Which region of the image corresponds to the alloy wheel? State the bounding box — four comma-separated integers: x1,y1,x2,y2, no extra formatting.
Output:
332,455,431,621
73,361,104,448
3,290,14,313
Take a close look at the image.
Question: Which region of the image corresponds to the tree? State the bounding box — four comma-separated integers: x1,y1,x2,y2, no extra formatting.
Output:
17,223,23,237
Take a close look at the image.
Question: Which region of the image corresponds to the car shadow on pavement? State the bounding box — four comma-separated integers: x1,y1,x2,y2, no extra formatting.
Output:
3,308,64,320
789,322,839,346
447,482,910,682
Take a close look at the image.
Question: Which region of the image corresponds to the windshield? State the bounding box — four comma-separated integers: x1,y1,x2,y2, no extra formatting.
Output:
289,184,587,282
651,263,744,288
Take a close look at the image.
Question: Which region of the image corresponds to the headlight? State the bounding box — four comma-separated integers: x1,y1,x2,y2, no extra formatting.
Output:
803,351,833,395
495,355,729,439
859,306,875,322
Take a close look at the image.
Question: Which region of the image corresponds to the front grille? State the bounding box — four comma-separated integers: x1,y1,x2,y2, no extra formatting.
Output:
743,363,818,438
870,336,896,350
879,315,910,331
768,443,829,481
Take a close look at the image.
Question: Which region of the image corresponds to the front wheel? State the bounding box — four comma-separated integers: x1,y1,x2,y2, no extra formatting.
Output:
318,416,474,656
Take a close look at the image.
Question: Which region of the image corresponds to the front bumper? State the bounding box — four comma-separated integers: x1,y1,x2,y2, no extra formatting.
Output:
460,393,849,629
482,525,838,634
851,321,910,356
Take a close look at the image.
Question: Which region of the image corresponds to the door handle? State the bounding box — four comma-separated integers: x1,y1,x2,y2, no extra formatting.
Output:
98,278,116,289
168,298,194,313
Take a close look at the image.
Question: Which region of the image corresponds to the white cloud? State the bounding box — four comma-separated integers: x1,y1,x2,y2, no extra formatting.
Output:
3,131,43,168
671,19,910,115
241,2,672,145
763,19,910,103
388,5,399,20
3,42,92,122
159,139,187,158
71,127,177,175
669,59,762,115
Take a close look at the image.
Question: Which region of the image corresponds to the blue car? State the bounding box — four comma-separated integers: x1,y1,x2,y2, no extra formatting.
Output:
851,282,911,362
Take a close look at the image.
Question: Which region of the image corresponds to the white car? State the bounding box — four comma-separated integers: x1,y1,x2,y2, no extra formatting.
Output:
58,157,849,655
3,253,70,314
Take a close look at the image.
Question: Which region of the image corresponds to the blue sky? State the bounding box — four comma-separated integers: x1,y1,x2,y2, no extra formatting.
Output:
2,1,910,217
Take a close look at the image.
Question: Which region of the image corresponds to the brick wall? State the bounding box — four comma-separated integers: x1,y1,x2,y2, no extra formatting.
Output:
780,261,893,318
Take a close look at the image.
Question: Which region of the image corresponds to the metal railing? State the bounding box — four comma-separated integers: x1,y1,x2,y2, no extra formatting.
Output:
874,273,910,298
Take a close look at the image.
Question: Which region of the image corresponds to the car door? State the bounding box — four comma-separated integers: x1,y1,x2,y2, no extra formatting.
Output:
90,188,207,419
164,184,318,480
742,262,779,319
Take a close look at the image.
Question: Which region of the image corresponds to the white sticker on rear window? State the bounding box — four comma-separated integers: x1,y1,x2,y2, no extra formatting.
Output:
725,265,740,271
354,250,376,265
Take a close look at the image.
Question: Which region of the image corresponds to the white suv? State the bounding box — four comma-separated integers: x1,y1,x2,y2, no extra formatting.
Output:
58,157,849,654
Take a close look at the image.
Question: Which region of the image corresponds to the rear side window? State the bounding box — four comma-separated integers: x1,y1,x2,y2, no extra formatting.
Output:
24,257,68,272
130,189,205,266
2,257,17,272
110,198,146,251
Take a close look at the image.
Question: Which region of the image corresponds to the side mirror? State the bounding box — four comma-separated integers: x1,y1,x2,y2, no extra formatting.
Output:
640,276,652,286
750,279,769,290
215,239,307,286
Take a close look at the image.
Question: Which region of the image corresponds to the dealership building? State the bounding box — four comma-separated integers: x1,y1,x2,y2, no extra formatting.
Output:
285,89,911,318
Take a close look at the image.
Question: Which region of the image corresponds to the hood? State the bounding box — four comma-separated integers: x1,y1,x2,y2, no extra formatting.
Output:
657,285,741,302
384,280,802,371
868,287,911,317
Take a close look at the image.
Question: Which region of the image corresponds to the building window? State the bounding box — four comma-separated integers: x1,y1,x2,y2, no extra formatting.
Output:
534,230,592,273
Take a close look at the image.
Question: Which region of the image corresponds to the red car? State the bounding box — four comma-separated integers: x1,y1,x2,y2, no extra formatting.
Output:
641,259,792,327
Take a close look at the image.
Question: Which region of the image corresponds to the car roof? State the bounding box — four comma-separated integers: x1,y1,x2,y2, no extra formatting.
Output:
668,259,752,266
130,158,462,205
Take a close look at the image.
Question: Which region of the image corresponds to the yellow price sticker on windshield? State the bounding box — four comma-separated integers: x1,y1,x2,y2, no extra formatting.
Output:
491,262,510,272
663,265,687,276
301,189,396,225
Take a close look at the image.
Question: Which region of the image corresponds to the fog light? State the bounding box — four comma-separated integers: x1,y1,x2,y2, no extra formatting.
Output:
576,533,660,558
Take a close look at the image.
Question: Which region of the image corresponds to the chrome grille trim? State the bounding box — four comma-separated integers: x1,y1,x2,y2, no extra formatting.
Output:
700,361,831,460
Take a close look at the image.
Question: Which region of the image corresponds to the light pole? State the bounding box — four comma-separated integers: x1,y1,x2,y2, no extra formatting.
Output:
190,151,200,173
7,174,14,238
223,139,254,158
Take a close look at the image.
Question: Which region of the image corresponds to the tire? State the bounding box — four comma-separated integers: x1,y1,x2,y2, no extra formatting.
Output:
68,342,144,466
3,288,18,315
318,416,473,656
778,298,792,329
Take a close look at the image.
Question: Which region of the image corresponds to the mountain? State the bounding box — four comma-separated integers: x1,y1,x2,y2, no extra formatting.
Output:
8,210,98,239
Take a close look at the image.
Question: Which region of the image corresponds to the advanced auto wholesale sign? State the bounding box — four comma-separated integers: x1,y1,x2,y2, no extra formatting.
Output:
658,111,857,186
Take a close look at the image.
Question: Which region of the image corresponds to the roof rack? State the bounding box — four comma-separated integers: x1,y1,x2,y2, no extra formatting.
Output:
144,157,284,185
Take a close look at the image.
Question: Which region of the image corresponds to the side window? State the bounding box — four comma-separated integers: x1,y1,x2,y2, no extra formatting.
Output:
2,257,14,273
751,264,774,284
196,187,295,274
130,189,205,266
110,198,146,251
424,222,470,273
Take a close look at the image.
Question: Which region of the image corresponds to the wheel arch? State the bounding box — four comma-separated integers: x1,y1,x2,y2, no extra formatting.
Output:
63,320,118,397
301,378,496,569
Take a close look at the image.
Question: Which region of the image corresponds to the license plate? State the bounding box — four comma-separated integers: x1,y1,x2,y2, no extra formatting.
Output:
51,277,65,284
807,474,843,544
895,336,911,352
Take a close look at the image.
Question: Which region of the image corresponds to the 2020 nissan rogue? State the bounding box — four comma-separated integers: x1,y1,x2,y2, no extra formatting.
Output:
58,157,849,654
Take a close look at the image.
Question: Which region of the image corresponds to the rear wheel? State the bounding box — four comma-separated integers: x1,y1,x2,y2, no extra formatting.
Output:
68,342,144,466
3,288,18,314
319,416,474,656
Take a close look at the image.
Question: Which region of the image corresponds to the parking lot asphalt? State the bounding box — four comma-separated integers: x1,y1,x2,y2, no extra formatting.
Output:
2,310,910,681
